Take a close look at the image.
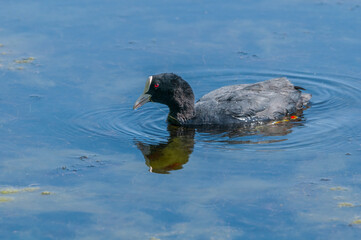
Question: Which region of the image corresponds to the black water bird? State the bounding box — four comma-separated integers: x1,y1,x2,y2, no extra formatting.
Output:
133,73,311,126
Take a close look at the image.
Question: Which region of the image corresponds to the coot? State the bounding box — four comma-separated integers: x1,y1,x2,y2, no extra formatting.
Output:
133,73,311,126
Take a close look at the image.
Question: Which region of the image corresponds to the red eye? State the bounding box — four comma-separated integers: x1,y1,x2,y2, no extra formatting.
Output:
154,83,159,88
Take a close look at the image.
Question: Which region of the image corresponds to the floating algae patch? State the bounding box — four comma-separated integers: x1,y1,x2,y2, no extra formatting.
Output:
41,191,51,195
22,187,40,192
0,189,20,194
0,187,39,194
330,186,348,191
14,57,35,63
350,219,361,225
0,197,13,203
338,202,354,207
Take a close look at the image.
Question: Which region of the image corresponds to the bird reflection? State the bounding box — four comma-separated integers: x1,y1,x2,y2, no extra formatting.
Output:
136,125,195,174
136,116,304,174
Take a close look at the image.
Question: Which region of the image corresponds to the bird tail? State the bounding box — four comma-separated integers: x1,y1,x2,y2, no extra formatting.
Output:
294,86,306,91
301,93,312,106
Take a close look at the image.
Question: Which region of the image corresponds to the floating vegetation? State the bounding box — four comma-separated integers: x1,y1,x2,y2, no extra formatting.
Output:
0,197,13,203
350,219,361,225
338,202,354,207
22,187,39,192
0,189,20,194
330,186,348,191
41,191,51,195
0,187,39,194
14,57,35,63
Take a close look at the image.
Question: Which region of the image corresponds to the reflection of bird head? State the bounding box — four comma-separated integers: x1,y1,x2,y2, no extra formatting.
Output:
136,126,195,174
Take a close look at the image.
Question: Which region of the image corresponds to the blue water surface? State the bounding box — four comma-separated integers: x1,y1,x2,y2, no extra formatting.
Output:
1,0,361,239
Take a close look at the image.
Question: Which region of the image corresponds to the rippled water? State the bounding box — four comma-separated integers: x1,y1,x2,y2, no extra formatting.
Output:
1,0,361,239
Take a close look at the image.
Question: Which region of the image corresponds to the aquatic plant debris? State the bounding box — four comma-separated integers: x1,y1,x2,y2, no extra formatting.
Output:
0,187,39,194
351,220,361,225
0,197,13,203
0,189,20,194
41,191,51,195
338,202,354,207
330,186,348,191
22,187,39,192
14,57,35,63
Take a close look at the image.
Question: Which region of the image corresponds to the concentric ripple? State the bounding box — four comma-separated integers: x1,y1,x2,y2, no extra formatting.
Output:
68,69,361,151
69,104,170,145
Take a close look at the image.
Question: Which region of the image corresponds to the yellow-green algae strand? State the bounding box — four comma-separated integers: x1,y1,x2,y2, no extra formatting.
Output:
14,57,35,63
0,187,39,194
338,202,354,207
22,187,39,192
0,197,13,203
330,186,348,191
351,219,361,225
0,189,20,194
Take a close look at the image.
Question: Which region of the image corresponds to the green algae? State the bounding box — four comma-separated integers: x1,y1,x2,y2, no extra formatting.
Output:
14,57,35,63
41,191,51,195
0,187,39,194
351,219,361,225
330,186,348,191
338,202,354,207
0,189,20,194
0,197,13,203
22,187,39,192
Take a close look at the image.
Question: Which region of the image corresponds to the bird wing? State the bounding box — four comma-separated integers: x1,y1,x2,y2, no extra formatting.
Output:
195,78,302,124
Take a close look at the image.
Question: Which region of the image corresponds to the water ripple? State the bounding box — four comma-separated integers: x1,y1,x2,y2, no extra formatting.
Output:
70,104,169,144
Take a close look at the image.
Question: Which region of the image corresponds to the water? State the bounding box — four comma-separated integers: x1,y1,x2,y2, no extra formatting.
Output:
1,0,361,239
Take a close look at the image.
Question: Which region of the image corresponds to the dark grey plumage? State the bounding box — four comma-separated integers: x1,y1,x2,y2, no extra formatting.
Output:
133,73,311,126
189,77,311,125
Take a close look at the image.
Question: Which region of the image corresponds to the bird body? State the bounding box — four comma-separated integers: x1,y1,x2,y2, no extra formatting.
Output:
133,73,311,126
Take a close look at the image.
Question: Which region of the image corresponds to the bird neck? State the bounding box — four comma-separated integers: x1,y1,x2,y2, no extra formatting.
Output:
167,97,195,125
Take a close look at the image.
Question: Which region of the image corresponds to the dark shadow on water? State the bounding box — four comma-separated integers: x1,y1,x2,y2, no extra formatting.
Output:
136,117,304,174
